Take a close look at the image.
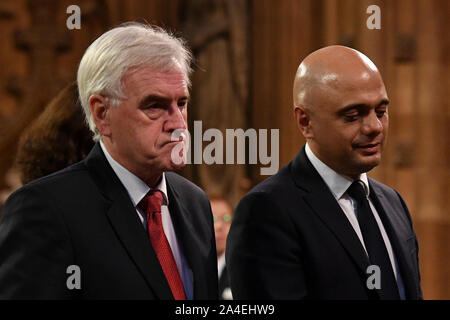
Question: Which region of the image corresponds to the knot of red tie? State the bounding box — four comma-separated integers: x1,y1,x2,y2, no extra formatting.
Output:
139,190,164,216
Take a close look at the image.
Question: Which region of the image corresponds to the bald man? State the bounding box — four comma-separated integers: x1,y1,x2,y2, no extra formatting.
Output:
226,46,422,300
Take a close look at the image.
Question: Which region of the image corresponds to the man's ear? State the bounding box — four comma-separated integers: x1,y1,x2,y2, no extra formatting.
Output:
89,94,111,137
294,105,314,139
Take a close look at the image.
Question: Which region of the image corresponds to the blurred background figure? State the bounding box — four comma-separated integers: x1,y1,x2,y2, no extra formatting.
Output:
0,82,93,214
0,168,21,210
210,194,234,300
15,82,93,184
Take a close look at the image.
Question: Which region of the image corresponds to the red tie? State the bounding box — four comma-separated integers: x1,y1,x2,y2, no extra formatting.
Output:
138,190,186,300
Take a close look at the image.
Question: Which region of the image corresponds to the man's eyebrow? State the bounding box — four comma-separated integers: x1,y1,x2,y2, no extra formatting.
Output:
138,94,189,107
337,99,390,114
378,99,390,107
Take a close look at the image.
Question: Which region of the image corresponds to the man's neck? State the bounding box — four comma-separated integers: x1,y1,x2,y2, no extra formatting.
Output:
306,141,361,180
100,139,163,188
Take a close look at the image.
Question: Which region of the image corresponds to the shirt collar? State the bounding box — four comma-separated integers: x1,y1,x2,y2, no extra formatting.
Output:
100,140,169,207
305,142,370,199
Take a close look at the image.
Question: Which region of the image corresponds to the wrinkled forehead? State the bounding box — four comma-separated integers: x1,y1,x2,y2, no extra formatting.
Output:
316,73,388,111
122,64,189,95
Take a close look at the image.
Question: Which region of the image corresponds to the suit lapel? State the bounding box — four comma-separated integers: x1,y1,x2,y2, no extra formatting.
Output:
302,193,371,275
85,143,173,299
369,182,419,299
291,147,370,277
165,176,209,299
105,195,174,299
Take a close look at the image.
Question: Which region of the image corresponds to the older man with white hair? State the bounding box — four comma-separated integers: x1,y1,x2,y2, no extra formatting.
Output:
0,23,218,300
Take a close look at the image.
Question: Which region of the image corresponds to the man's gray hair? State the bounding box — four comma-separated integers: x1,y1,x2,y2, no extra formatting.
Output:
77,22,193,141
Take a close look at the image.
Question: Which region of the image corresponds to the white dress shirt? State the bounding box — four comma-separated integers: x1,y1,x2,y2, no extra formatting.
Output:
100,141,193,298
217,253,233,299
217,253,226,279
305,143,400,280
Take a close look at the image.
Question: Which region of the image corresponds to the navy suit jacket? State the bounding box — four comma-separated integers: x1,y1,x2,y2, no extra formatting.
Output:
0,143,218,299
226,146,422,299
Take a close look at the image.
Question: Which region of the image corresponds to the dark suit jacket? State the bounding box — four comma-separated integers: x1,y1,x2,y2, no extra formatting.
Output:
226,146,422,300
0,143,218,299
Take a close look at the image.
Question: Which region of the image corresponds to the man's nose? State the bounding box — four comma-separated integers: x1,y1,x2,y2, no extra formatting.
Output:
362,111,383,136
165,104,187,132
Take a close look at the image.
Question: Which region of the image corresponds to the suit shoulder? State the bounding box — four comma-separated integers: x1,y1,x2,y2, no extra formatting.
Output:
7,161,92,203
368,177,403,201
23,161,88,187
368,177,391,190
1,165,87,231
236,165,294,213
165,171,208,200
245,164,293,197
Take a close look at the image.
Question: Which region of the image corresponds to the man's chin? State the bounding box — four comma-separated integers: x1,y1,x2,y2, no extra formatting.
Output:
169,161,186,171
354,155,381,173
163,158,186,172
167,142,188,170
